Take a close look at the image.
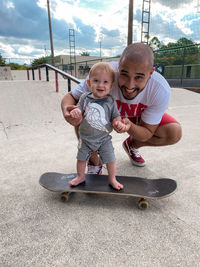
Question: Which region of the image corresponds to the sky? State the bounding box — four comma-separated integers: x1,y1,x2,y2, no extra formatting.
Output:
0,0,200,65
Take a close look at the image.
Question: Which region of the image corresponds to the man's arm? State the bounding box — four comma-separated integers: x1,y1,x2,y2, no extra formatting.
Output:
127,119,159,142
61,91,81,126
112,116,158,140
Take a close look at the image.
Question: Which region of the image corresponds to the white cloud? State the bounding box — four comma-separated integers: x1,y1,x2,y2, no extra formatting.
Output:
18,45,38,55
37,0,129,45
150,0,200,42
0,41,15,58
6,1,15,9
1,0,199,63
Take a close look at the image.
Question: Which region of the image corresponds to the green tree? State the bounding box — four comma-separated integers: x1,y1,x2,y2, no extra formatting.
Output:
80,51,90,56
5,62,28,70
6,62,21,70
31,56,47,67
0,53,6,66
153,37,199,66
149,36,163,50
177,37,194,46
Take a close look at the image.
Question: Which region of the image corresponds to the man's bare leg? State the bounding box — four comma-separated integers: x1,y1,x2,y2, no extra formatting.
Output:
89,152,101,165
131,123,182,148
69,160,86,186
106,161,123,190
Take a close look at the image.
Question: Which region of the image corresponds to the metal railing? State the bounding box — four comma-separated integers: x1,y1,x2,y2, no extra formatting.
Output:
27,63,80,92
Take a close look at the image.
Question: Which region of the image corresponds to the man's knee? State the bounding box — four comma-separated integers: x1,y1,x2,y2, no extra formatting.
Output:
165,123,182,145
155,122,182,145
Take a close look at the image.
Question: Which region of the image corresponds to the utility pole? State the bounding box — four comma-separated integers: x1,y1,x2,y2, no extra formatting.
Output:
47,0,55,65
127,0,134,45
197,0,200,63
99,34,103,57
44,45,47,63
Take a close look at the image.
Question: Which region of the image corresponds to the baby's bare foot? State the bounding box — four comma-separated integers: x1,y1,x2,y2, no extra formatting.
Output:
69,176,85,186
109,179,123,191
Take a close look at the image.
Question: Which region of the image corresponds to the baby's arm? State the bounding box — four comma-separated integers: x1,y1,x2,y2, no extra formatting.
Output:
112,116,131,133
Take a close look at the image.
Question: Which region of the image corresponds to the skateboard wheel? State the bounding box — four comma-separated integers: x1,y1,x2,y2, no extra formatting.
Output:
61,192,70,202
138,198,149,210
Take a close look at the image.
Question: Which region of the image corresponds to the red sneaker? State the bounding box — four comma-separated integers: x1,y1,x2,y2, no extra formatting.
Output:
122,137,145,167
87,162,103,174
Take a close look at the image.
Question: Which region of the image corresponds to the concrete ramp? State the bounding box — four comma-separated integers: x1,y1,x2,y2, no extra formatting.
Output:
0,79,76,141
0,66,12,80
0,81,63,125
1,78,200,266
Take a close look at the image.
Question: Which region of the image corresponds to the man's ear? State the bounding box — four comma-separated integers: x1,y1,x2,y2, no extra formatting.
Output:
86,80,91,87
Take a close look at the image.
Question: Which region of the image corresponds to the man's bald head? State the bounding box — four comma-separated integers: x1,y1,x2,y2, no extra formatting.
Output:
119,43,154,70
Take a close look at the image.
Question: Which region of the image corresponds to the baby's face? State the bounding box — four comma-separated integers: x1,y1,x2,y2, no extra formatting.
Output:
87,70,114,99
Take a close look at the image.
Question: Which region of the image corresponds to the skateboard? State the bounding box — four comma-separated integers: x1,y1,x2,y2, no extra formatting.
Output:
39,172,177,210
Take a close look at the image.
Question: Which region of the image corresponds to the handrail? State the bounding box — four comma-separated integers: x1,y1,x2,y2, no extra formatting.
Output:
27,63,80,92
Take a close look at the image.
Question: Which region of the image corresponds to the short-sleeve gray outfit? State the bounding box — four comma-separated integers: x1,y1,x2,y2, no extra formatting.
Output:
77,92,120,164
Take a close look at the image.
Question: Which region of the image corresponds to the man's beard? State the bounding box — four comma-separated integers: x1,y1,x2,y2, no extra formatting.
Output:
120,86,140,100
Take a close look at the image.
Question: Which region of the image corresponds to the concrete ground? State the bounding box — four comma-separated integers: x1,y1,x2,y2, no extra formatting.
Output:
0,71,200,266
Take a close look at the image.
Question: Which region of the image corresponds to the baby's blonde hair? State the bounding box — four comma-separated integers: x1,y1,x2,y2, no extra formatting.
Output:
89,62,115,82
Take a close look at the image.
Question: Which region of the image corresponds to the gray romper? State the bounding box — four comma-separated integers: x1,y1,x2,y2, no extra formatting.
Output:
77,92,120,164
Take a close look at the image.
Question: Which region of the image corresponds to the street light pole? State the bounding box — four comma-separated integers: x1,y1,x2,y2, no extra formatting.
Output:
99,34,103,57
127,0,134,46
100,41,102,57
47,0,55,65
197,0,200,63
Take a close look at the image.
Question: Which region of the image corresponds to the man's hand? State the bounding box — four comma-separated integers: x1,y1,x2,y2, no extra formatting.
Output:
112,118,131,133
63,105,82,126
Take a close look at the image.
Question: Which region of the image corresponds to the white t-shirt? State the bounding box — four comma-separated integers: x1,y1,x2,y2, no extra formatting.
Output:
72,62,171,125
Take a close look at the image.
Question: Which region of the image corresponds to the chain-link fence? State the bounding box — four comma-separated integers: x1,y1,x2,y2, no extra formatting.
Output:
56,56,120,79
154,44,200,88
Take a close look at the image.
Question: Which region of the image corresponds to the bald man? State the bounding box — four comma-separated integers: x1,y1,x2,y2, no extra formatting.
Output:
61,43,182,173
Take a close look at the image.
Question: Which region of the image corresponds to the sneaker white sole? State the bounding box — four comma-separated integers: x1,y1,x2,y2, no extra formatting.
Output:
122,142,146,167
87,166,103,175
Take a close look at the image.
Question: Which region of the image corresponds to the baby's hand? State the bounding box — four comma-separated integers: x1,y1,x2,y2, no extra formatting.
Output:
70,107,82,120
112,118,131,133
63,105,82,126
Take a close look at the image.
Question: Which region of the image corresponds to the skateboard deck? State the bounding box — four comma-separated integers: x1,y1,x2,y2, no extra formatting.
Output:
39,172,177,210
